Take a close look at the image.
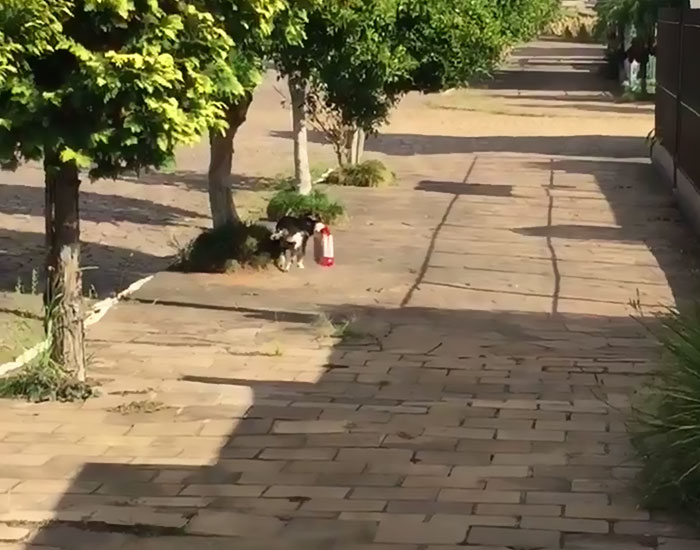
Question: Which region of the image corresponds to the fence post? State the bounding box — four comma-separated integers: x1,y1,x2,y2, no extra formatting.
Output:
673,8,684,189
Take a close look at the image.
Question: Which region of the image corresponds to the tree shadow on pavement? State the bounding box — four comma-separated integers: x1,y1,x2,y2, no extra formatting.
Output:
0,184,204,227
0,228,170,296
129,171,283,193
524,157,700,311
269,131,647,160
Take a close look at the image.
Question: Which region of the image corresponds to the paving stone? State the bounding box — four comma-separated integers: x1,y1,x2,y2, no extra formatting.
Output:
90,506,190,528
521,516,610,534
565,504,650,521
527,492,609,506
273,420,352,434
186,510,284,537
351,488,439,501
374,516,468,545
492,452,568,465
486,477,571,492
282,518,377,544
181,484,266,497
467,526,562,548
438,489,521,504
476,503,562,517
265,485,350,499
564,534,657,549
451,466,530,479
497,429,566,442
301,499,387,512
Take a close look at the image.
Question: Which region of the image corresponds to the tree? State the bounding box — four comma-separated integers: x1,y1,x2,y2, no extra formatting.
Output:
269,2,316,194
313,0,556,164
203,0,290,227
274,0,559,186
307,0,413,166
0,0,235,377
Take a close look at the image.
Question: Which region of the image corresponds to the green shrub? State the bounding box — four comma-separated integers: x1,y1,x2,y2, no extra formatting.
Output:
631,306,700,521
266,188,345,224
0,348,94,403
326,160,396,188
170,222,278,273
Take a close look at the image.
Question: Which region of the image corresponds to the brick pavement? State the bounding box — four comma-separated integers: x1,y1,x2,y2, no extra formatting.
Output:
2,40,700,549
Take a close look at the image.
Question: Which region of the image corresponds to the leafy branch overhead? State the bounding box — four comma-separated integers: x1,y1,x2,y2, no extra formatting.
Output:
0,0,289,179
279,0,559,137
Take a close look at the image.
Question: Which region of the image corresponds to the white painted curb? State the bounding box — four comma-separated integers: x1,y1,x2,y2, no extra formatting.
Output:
0,275,153,377
314,169,334,185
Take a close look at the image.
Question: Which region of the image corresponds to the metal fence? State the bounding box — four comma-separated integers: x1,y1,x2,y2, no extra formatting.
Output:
656,8,700,188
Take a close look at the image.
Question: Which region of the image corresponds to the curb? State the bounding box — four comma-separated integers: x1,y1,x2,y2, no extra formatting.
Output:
0,275,154,377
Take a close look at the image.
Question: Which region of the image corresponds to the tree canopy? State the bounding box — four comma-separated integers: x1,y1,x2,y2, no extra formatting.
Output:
303,0,559,139
0,0,239,177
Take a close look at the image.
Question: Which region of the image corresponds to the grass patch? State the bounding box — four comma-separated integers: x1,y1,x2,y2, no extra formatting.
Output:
170,221,279,273
631,305,700,522
0,347,95,403
0,301,43,364
0,296,95,403
266,187,345,224
325,160,396,188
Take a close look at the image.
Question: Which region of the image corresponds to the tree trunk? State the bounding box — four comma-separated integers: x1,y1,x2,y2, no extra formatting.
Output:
288,75,312,195
342,127,366,165
207,94,253,228
356,128,366,164
44,153,86,381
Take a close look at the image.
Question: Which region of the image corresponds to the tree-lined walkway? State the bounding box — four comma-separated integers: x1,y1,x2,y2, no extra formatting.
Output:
1,40,699,549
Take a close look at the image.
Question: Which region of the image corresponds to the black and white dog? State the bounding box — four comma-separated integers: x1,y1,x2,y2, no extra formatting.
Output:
270,215,322,272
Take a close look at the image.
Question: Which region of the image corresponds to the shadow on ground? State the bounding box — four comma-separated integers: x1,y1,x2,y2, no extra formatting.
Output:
408,153,699,313
270,132,647,159
18,300,700,549
0,228,169,296
128,171,285,193
0,184,204,226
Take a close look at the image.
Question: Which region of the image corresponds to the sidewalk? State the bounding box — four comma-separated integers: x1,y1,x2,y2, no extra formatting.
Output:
1,40,699,549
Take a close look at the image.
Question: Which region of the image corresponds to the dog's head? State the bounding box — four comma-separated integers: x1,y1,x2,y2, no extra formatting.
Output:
300,213,320,234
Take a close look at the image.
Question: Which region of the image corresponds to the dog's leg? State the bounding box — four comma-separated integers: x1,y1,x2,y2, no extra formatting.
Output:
283,248,293,272
297,236,309,269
